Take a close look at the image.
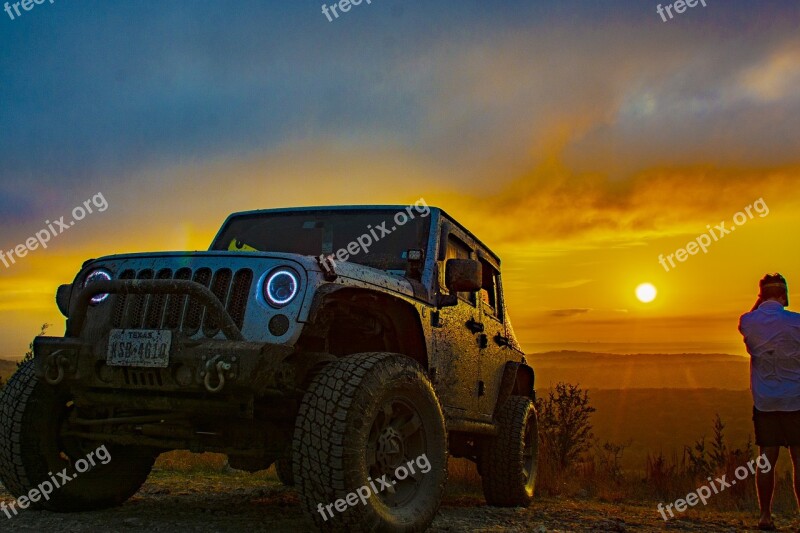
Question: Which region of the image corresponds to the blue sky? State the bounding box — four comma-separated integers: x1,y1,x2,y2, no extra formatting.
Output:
3,1,794,198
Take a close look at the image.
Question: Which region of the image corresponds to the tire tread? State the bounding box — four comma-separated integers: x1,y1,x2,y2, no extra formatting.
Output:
481,395,537,506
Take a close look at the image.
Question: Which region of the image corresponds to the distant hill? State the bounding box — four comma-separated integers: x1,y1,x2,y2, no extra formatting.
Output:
0,359,18,383
587,388,756,470
530,352,759,471
531,351,749,390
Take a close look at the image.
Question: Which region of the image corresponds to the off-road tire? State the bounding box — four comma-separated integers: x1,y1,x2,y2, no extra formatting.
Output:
292,352,447,532
480,395,538,506
0,361,156,511
275,455,294,486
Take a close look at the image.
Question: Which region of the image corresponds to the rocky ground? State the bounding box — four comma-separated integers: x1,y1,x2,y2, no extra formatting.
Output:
0,470,795,532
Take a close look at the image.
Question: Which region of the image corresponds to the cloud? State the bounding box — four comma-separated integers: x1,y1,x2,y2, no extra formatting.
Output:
567,312,739,329
545,279,593,289
546,308,592,318
738,39,800,103
443,163,800,252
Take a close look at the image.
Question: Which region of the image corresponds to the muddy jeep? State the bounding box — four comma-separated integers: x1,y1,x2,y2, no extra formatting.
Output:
0,205,538,531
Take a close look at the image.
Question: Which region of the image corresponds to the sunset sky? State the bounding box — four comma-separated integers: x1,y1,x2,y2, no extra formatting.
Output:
1,1,798,358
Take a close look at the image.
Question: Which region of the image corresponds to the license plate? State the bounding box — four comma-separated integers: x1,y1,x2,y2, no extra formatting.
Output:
107,329,172,368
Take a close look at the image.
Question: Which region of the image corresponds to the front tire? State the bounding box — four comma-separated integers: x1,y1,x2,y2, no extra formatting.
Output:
292,352,447,532
480,395,538,506
0,361,156,511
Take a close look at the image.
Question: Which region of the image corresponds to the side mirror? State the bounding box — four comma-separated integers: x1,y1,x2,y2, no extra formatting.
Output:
445,259,482,293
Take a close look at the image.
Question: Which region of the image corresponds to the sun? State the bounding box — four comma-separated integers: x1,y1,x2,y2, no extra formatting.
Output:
636,283,658,303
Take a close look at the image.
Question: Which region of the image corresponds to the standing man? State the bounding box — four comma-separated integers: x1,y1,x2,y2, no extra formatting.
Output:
739,273,800,531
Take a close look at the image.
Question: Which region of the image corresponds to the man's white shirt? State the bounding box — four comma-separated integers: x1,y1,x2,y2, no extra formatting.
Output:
740,300,800,411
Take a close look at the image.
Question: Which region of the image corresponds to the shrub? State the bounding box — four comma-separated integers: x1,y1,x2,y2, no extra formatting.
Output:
536,382,596,471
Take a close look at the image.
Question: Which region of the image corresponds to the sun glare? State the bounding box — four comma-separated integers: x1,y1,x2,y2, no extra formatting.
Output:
636,283,657,303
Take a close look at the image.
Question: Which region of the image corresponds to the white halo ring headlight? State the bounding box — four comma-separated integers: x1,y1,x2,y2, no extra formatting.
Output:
84,268,112,305
264,269,299,308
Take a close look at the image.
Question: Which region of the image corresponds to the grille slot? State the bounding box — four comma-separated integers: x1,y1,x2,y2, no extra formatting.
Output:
184,268,212,334
228,269,253,330
164,267,192,329
127,269,154,328
111,269,136,327
203,268,233,337
145,268,173,328
109,267,252,338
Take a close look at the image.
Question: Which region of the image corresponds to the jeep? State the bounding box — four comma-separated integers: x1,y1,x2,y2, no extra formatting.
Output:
0,204,538,531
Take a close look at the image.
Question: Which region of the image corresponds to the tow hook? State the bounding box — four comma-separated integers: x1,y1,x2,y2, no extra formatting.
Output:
203,355,232,394
44,351,69,385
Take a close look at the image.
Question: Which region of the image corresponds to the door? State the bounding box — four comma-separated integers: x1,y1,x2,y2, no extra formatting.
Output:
431,234,484,420
476,258,508,418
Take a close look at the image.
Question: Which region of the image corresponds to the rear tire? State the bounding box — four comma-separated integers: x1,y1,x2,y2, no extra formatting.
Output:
292,352,447,532
480,396,538,506
0,361,156,511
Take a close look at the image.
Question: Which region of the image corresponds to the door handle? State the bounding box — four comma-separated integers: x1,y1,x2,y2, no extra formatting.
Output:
465,318,484,334
494,333,510,347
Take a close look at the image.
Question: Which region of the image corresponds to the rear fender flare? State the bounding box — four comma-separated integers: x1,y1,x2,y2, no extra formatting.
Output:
493,361,535,419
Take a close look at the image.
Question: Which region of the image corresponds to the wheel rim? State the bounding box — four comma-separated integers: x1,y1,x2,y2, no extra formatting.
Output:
367,397,427,507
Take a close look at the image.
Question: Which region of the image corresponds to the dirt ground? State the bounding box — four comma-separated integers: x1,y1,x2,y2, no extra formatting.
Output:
0,470,795,532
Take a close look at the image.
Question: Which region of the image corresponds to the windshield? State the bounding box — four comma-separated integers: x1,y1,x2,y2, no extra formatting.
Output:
211,209,431,271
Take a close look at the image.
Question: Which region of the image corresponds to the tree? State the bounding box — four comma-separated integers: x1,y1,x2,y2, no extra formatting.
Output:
0,323,50,392
536,382,596,471
685,414,753,480
17,323,50,370
709,414,728,469
685,435,712,478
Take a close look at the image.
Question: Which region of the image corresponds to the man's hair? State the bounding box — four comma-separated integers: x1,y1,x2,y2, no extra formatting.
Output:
759,273,788,301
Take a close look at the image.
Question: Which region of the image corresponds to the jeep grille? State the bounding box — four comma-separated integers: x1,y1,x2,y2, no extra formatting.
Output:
110,267,253,337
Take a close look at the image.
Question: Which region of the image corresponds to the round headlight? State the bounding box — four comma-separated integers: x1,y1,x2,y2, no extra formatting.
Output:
84,268,112,304
264,269,298,307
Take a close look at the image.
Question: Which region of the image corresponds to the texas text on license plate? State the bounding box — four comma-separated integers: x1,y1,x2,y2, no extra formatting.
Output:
107,329,172,368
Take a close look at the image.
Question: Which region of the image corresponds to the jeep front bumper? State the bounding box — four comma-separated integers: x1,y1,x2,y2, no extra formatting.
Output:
34,279,297,397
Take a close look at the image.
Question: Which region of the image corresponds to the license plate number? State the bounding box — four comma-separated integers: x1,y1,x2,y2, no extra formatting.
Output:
107,329,172,368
